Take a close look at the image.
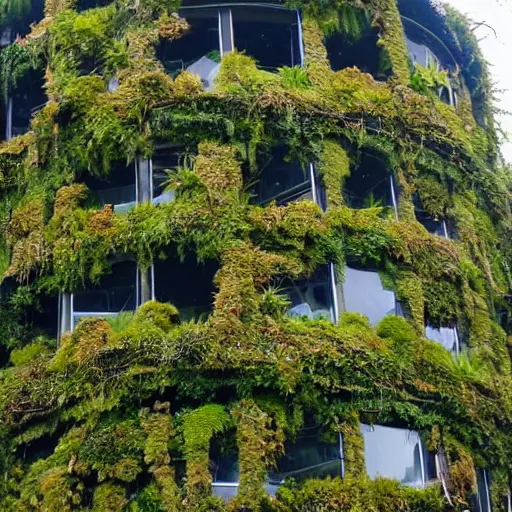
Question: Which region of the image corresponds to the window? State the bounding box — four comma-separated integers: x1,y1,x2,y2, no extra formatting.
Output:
6,67,46,139
402,17,458,106
324,19,388,79
156,8,220,89
76,0,112,12
360,424,436,488
267,426,342,494
30,293,59,339
425,324,459,353
151,147,184,205
72,259,138,327
9,0,44,38
413,194,447,237
341,267,397,326
84,160,136,213
211,436,239,502
472,469,492,512
250,147,314,206
343,152,398,215
280,266,335,322
211,426,342,502
231,7,302,71
152,254,218,321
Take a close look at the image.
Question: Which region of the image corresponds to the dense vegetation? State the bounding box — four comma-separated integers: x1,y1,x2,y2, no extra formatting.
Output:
0,0,510,510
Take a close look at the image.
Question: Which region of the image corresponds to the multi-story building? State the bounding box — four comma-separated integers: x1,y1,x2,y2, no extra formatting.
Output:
0,0,509,510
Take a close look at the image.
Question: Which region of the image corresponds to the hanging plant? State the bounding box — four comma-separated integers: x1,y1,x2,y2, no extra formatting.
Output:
0,39,37,100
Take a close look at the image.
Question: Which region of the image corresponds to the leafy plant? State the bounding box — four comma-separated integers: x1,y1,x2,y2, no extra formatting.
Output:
409,63,450,97
279,66,310,89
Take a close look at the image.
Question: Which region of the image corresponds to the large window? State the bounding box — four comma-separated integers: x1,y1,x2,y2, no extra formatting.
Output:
402,17,457,106
152,254,218,321
343,152,398,215
250,147,314,206
156,6,303,86
211,426,342,502
72,259,138,327
324,19,387,79
84,160,136,213
156,8,220,89
360,424,436,488
280,266,335,322
341,267,397,326
267,426,342,493
231,7,302,71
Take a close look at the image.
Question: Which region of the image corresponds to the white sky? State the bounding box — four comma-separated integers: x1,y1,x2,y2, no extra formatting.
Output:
445,0,512,163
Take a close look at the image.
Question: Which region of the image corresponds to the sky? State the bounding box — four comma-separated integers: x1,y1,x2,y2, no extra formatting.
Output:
445,0,512,163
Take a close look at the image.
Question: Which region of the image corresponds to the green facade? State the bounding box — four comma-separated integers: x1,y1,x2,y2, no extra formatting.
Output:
0,0,510,510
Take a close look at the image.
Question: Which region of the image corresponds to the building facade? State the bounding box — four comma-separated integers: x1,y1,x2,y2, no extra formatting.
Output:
0,0,510,510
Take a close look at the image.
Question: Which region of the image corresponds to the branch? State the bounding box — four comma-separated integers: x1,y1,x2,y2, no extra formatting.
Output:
471,21,498,38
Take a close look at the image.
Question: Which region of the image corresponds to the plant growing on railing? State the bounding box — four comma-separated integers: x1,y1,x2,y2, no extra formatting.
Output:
409,62,450,98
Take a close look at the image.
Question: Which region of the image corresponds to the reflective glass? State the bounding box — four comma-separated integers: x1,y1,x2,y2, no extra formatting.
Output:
282,266,333,321
231,8,301,71
342,267,396,326
11,68,46,137
475,470,491,512
344,153,395,210
153,255,218,321
425,325,458,352
268,427,341,485
252,147,310,205
156,8,220,89
325,24,385,78
73,261,137,314
152,148,183,205
360,424,425,488
85,160,136,212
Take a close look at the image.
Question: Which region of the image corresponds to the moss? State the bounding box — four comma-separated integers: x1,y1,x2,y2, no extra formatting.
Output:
0,0,508,510
181,404,230,503
318,139,351,208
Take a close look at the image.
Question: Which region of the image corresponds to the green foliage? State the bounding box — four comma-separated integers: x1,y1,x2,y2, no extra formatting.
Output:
279,65,311,89
410,63,450,97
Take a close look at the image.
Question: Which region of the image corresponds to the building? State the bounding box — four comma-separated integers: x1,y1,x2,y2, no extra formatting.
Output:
0,0,509,510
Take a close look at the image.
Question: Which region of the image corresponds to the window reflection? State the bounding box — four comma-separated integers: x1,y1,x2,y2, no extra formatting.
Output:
156,8,220,90
84,160,136,213
153,254,218,321
425,325,459,353
343,152,397,214
211,426,341,502
360,424,434,488
251,147,312,205
72,260,137,326
151,147,183,205
341,267,396,326
267,426,342,491
473,469,492,512
231,7,302,71
281,266,334,322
